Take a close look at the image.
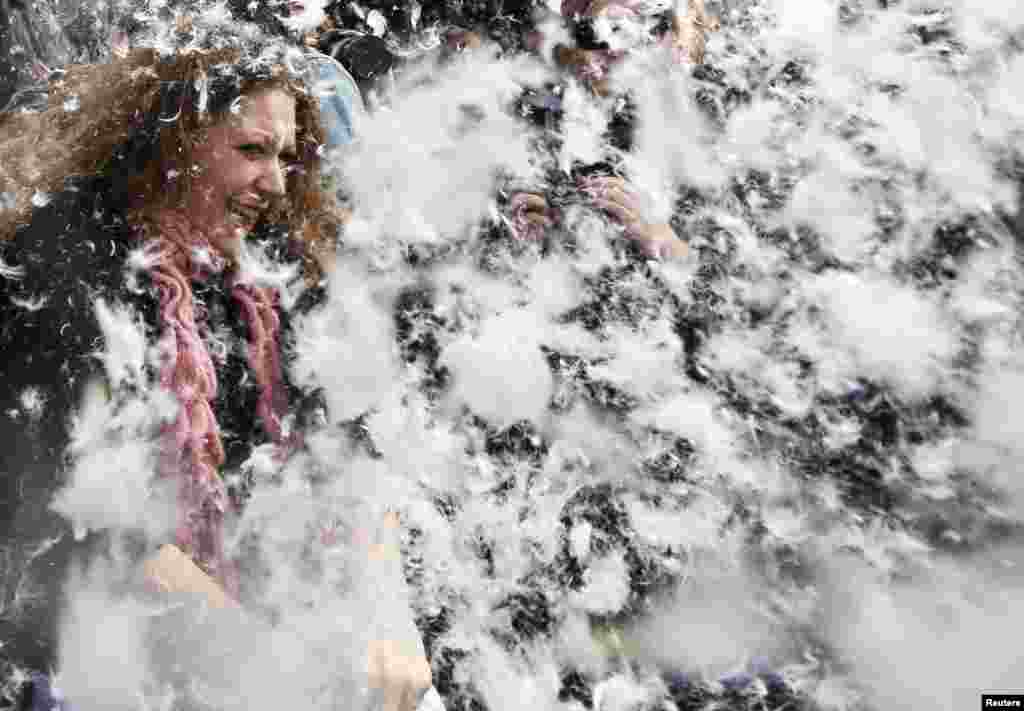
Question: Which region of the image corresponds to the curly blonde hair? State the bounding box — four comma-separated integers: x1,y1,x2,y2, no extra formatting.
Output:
0,44,342,280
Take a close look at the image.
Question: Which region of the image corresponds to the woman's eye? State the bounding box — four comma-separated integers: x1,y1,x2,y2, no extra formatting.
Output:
238,144,264,156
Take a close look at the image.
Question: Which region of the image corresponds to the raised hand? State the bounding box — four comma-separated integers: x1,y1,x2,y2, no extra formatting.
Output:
508,191,555,242
580,175,689,260
141,543,239,609
663,0,719,65
366,637,434,711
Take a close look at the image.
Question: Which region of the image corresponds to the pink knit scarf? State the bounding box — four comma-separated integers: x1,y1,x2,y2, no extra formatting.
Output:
146,215,290,598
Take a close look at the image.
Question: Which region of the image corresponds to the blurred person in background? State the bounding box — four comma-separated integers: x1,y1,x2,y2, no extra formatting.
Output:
504,0,715,259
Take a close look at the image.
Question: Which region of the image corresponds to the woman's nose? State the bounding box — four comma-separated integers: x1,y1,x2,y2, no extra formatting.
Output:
257,158,288,197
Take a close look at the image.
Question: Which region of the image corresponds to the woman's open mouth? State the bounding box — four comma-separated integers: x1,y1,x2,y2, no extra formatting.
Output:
227,202,265,232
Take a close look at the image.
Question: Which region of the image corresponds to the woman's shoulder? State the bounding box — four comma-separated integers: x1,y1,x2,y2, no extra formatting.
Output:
5,177,134,295
1,177,139,366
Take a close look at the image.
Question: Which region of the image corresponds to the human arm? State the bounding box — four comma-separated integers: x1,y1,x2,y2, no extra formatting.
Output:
361,512,434,711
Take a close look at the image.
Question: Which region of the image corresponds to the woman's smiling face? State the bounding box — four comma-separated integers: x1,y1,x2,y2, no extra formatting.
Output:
183,87,298,260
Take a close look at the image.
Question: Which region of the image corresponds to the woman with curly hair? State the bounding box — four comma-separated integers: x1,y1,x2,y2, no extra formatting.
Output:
0,36,430,711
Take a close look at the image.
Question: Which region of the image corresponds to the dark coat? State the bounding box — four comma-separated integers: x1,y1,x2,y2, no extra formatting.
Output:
0,176,325,698
0,0,74,110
